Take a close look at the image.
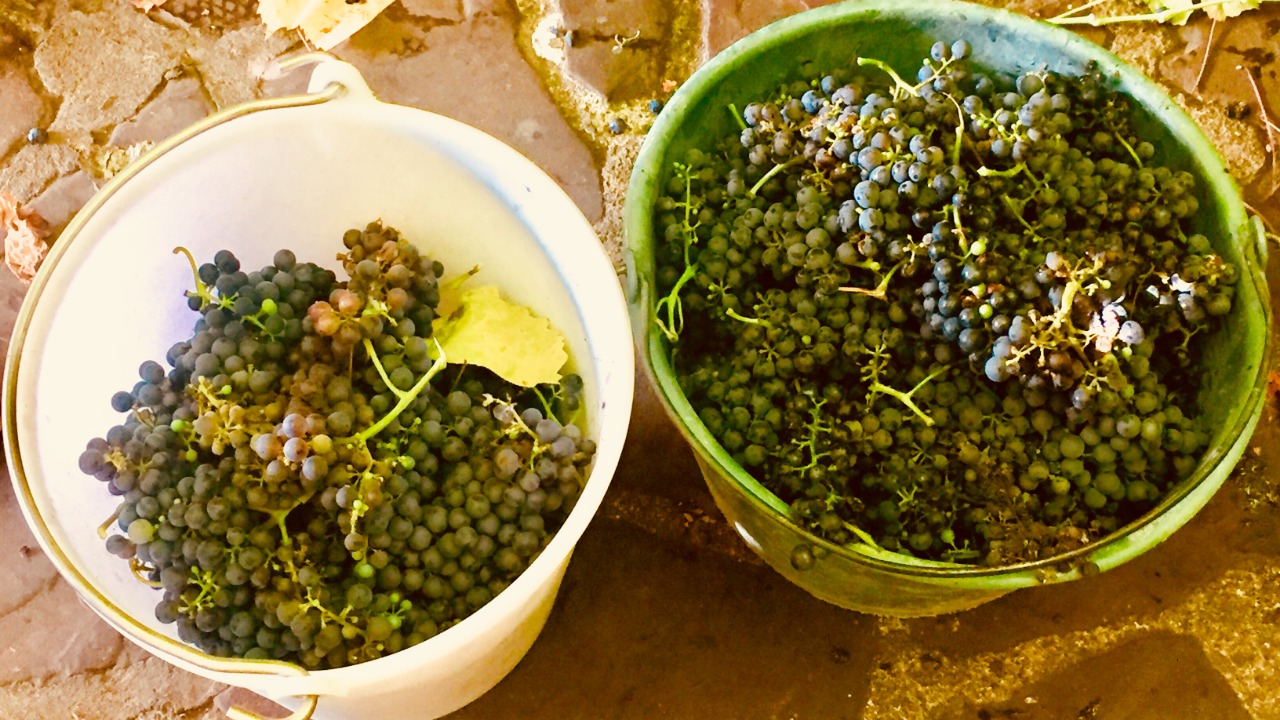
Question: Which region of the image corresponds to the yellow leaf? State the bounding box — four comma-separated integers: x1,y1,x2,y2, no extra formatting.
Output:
432,285,569,388
257,0,396,50
434,265,480,324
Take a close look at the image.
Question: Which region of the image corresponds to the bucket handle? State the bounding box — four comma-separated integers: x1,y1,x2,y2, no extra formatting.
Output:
4,51,381,720
226,695,320,720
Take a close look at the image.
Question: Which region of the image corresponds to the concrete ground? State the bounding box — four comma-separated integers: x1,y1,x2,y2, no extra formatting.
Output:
1,0,1279,718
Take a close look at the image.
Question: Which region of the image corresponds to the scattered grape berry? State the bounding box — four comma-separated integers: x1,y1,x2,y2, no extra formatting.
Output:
81,221,594,668
652,45,1237,566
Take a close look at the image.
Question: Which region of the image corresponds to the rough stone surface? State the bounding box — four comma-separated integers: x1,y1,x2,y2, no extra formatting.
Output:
33,3,185,134
0,61,41,160
108,75,214,147
0,142,79,203
185,25,293,110
563,40,665,101
0,1,1279,719
941,631,1253,720
401,0,466,22
26,169,97,233
0,578,124,683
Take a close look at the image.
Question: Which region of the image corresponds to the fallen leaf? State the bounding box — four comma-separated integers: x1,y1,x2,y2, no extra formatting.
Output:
132,0,169,10
1146,0,1274,23
0,191,50,285
1268,370,1280,402
432,285,568,388
257,0,397,50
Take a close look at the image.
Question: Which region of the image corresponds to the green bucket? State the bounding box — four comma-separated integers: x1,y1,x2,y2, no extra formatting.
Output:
623,0,1273,616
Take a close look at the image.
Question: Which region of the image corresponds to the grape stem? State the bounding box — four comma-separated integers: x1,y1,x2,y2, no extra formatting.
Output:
655,263,696,342
1114,133,1144,168
173,246,227,311
838,262,900,301
725,308,770,326
351,339,447,443
789,391,831,474
856,56,916,98
748,156,804,197
363,338,410,399
728,103,747,131
869,365,948,427
978,162,1026,178
841,520,880,548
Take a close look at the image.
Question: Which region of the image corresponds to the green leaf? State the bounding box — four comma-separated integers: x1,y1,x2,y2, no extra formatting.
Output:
432,285,569,388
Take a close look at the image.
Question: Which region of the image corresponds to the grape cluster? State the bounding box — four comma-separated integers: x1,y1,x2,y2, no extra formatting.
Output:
652,42,1236,565
81,222,594,668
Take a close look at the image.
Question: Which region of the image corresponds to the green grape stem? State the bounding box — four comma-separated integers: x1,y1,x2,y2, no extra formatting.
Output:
748,157,804,197
790,391,831,474
351,339,447,443
856,56,917,98
728,103,747,131
869,365,949,427
725,308,770,326
655,264,695,344
838,262,901,301
1114,132,1144,168
531,386,560,425
841,520,880,547
173,246,226,311
978,162,1027,178
180,566,219,615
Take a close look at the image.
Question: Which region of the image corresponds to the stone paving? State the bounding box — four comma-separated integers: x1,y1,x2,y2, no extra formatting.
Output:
1,0,1279,718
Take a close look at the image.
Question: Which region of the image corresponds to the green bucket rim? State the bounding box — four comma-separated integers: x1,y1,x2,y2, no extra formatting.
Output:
623,0,1273,586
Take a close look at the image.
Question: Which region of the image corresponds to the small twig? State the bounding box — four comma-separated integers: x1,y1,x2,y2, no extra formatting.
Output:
1193,19,1217,91
612,29,641,54
1240,64,1279,192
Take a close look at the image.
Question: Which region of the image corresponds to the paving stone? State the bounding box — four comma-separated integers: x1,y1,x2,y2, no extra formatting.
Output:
335,15,604,222
185,25,294,110
941,631,1253,720
108,76,213,147
0,142,79,204
557,0,667,37
701,0,812,59
0,479,59,616
26,169,97,233
401,0,466,22
33,2,186,135
563,39,665,101
450,518,878,719
1163,5,1280,109
0,61,42,161
0,654,221,719
553,0,672,99
0,578,124,683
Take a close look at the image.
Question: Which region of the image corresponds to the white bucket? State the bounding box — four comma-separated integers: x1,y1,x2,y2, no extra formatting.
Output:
3,58,634,720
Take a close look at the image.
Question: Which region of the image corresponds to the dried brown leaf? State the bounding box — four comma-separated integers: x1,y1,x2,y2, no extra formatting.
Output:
132,0,169,11
0,191,50,285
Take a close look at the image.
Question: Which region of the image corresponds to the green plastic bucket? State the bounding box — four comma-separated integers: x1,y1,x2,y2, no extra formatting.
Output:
623,0,1272,616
